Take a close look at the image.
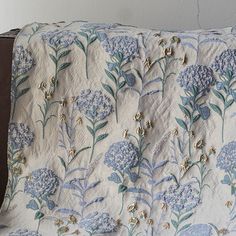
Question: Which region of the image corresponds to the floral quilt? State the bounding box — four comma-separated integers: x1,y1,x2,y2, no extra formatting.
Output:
1,21,236,236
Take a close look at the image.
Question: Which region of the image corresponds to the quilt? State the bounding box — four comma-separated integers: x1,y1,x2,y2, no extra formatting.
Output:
1,21,236,236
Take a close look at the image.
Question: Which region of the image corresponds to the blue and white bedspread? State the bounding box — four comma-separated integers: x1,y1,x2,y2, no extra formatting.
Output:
1,21,236,236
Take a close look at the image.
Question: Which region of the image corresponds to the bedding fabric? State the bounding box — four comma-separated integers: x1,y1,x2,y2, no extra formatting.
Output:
1,21,236,236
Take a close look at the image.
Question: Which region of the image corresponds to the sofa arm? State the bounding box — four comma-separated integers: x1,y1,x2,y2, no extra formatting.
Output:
0,31,17,207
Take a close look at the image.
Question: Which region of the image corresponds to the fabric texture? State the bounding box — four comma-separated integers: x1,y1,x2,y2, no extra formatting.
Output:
1,21,236,236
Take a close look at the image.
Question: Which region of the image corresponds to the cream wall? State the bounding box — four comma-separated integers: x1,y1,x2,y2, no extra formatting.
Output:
0,0,236,33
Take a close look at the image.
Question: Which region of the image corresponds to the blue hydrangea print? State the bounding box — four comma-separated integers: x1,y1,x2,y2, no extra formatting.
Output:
9,229,41,236
217,141,236,195
79,212,118,235
217,141,236,173
24,168,59,233
179,224,213,236
11,46,35,118
41,30,77,48
8,123,34,151
76,89,113,162
99,34,139,123
76,89,113,122
101,35,139,63
211,49,236,77
162,183,200,213
104,140,140,214
177,65,215,93
210,49,236,142
12,46,35,78
162,183,200,235
176,65,215,157
104,141,140,173
24,168,59,199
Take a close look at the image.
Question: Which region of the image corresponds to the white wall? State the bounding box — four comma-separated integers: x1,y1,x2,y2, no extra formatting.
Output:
1,0,236,33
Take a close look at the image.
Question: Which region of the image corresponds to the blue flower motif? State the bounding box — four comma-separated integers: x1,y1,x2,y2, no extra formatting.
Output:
26,199,39,210
79,212,118,234
196,105,210,120
179,224,213,236
24,168,59,199
12,46,35,77
8,123,34,150
100,35,139,62
216,141,236,173
76,89,113,122
123,73,136,87
211,49,236,77
104,141,140,173
9,229,41,236
177,65,215,92
162,183,200,213
41,30,77,48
